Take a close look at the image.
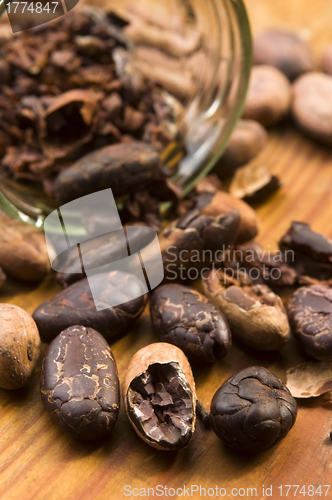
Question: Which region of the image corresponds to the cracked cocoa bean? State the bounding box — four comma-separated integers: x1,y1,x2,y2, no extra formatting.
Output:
279,221,332,281
53,141,162,204
0,304,41,390
195,191,259,244
150,284,231,363
288,285,332,361
124,343,196,450
253,29,313,81
41,325,120,441
203,273,290,351
209,366,297,452
33,271,147,343
159,209,240,282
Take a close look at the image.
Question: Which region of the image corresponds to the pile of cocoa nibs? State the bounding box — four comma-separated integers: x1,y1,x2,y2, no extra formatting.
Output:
1,22,332,455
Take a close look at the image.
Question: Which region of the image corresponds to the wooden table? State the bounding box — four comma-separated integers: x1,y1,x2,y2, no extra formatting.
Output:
1,1,332,499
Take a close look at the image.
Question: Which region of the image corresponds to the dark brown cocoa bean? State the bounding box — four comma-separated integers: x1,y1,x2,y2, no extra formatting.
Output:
292,73,332,146
203,273,290,351
288,285,332,361
213,120,268,178
229,241,297,288
41,325,120,441
159,209,240,281
53,142,162,204
279,221,332,281
33,271,147,343
124,343,196,450
253,29,313,81
243,66,292,127
209,366,297,453
150,284,231,363
195,191,259,244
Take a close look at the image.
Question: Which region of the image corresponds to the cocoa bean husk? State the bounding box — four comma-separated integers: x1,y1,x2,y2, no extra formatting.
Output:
41,89,98,160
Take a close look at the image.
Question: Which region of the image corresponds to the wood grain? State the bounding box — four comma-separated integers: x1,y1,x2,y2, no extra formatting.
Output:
1,1,332,499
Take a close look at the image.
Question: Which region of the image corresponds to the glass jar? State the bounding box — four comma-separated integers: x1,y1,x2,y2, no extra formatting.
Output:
0,0,251,228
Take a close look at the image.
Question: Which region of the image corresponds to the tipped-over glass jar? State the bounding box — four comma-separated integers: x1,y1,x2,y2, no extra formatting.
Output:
0,0,251,228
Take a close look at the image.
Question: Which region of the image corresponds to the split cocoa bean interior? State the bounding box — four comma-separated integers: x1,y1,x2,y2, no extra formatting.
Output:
126,362,195,450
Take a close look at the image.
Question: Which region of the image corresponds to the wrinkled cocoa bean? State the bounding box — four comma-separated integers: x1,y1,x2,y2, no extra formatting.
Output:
41,325,120,441
292,73,332,146
53,142,162,203
209,366,297,452
150,284,231,363
33,271,147,343
253,29,313,81
0,304,40,390
159,209,240,281
203,273,290,351
124,343,196,450
279,221,332,281
288,285,332,361
195,191,259,244
213,120,268,178
243,66,292,127
0,212,51,281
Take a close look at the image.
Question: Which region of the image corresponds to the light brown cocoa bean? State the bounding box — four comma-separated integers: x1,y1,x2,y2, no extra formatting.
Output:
253,29,313,81
243,66,292,127
322,44,332,75
292,72,332,146
202,273,291,351
0,213,52,281
213,120,268,178
0,304,41,389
